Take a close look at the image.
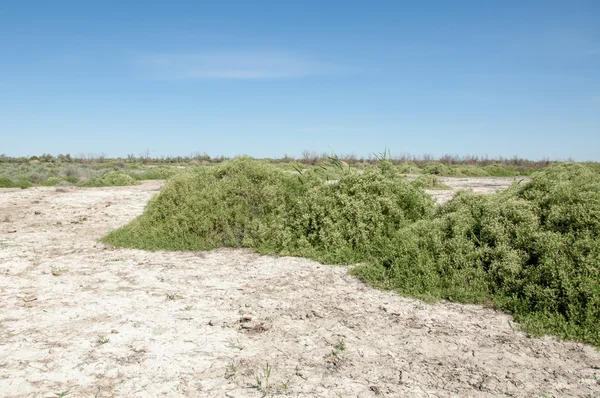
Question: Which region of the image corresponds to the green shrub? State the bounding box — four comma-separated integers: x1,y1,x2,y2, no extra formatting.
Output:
423,162,456,176
454,165,490,177
103,159,600,347
103,158,298,250
395,163,422,174
64,175,80,184
483,164,519,177
277,166,435,263
0,177,16,188
103,157,435,264
411,174,451,190
39,177,63,186
81,171,137,187
0,177,31,189
354,163,600,346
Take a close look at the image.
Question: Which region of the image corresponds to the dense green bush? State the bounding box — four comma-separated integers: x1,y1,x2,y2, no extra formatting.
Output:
103,159,600,347
39,176,63,186
0,177,32,188
276,165,434,263
395,163,422,174
354,163,600,346
454,165,490,177
423,162,456,176
410,174,450,190
81,171,138,187
103,157,434,263
105,159,296,250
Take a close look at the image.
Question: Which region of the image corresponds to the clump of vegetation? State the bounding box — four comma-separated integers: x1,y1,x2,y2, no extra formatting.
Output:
39,177,63,186
101,159,600,348
454,165,490,177
422,162,456,176
395,163,422,174
354,163,600,346
81,171,138,187
278,162,434,263
103,157,434,264
410,174,450,190
104,159,298,250
0,177,32,189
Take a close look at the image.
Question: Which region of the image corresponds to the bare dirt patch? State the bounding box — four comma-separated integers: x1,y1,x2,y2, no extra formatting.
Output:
1,180,599,397
424,176,529,204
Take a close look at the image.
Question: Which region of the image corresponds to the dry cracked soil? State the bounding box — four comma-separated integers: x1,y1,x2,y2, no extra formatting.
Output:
1,178,599,397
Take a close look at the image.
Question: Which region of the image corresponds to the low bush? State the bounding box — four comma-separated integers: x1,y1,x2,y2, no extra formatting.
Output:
103,159,600,347
81,171,138,187
103,157,434,264
0,177,16,188
28,172,49,184
454,165,490,177
353,163,600,346
0,177,32,189
39,176,63,186
276,164,435,263
411,174,451,190
395,163,422,174
423,162,456,176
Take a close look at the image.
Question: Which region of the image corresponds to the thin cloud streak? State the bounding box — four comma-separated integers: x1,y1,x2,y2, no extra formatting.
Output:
138,51,351,79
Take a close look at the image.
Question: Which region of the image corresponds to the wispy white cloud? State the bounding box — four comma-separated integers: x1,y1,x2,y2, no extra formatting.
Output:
137,51,349,79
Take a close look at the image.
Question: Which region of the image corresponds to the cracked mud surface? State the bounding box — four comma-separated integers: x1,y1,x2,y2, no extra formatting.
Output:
1,180,599,397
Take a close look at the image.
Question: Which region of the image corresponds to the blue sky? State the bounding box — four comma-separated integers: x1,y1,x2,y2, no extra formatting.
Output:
1,1,599,160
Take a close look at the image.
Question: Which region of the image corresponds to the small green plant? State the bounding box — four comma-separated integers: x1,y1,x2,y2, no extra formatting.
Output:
96,336,109,346
279,380,290,392
224,362,236,379
225,339,245,351
332,338,346,355
165,293,181,300
254,361,272,394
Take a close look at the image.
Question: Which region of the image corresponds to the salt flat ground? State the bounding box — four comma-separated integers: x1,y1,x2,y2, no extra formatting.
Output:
1,179,599,398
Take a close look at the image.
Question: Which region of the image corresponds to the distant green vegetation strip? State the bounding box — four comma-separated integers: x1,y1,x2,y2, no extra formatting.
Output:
0,162,189,188
103,158,600,347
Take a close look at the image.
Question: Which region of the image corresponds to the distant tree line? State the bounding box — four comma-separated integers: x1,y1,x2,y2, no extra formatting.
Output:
0,151,575,168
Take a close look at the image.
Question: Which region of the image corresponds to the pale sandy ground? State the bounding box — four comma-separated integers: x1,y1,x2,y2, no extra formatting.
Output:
1,179,599,398
422,176,530,204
